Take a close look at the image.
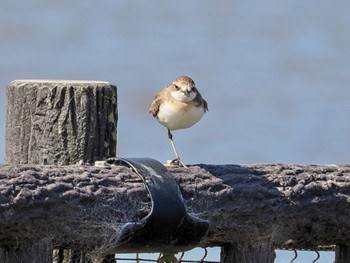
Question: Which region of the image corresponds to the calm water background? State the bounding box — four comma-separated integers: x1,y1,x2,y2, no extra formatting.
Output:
1,1,349,262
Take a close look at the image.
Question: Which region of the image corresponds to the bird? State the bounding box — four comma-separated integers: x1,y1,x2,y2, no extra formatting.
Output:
150,76,208,167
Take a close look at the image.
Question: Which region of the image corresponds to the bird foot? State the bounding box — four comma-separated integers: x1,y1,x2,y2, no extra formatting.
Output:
167,158,188,168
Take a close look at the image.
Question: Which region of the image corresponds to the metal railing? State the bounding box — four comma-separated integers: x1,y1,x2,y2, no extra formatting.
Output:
113,248,330,263
114,248,219,263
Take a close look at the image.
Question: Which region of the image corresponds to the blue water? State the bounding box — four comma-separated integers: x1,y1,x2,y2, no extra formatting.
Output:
2,1,350,261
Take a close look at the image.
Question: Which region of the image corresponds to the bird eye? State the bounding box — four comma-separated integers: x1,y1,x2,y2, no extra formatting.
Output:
174,85,180,90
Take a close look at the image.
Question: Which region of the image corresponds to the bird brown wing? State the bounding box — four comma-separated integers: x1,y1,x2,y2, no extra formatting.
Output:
202,98,209,112
149,92,162,117
193,90,209,112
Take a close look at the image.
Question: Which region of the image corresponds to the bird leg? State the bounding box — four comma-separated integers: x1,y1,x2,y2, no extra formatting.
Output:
167,129,187,168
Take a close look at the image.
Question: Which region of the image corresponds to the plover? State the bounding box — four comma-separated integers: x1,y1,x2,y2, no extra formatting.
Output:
150,76,208,167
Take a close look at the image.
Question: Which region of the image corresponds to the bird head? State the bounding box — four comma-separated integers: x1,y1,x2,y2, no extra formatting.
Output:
170,76,197,102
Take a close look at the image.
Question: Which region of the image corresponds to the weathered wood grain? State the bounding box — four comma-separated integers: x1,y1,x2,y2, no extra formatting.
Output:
0,163,349,259
5,80,117,165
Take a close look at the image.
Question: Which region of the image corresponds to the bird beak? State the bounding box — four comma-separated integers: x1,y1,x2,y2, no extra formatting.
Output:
183,89,191,97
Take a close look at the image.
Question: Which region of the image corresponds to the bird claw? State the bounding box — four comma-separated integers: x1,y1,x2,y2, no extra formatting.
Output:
168,158,188,168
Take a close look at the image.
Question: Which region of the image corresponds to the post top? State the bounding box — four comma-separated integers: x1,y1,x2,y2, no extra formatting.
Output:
10,79,114,86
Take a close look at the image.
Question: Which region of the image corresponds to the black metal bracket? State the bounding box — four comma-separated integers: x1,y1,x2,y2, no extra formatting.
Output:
106,157,210,253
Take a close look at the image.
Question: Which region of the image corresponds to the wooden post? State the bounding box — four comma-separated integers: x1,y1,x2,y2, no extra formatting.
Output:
220,241,275,263
3,80,118,263
335,245,350,263
5,79,117,165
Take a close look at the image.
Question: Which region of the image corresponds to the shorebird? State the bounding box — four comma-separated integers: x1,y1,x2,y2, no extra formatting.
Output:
150,76,208,167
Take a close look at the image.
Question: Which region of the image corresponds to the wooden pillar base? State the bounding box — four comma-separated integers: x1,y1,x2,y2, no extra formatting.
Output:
0,240,52,263
220,241,275,263
335,245,350,263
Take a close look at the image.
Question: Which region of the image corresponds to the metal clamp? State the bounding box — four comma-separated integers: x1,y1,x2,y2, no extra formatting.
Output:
106,157,210,253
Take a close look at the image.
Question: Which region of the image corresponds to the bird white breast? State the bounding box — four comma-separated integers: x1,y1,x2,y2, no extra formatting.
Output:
157,101,205,131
